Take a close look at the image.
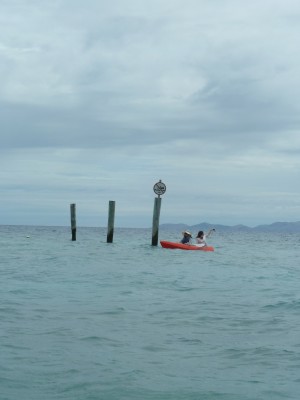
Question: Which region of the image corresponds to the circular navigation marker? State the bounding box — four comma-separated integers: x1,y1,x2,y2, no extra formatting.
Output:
153,180,166,196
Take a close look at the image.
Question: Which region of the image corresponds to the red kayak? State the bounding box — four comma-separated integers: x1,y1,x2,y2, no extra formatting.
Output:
160,240,214,252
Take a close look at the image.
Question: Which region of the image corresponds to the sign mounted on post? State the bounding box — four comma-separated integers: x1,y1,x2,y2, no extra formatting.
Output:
152,179,166,246
153,180,166,197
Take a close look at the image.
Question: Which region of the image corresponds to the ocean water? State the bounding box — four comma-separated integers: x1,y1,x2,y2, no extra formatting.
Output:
1,225,300,400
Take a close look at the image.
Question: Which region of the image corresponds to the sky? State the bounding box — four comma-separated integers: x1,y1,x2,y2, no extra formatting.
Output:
1,0,300,228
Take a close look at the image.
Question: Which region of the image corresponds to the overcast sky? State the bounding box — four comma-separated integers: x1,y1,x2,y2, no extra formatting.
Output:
1,0,300,227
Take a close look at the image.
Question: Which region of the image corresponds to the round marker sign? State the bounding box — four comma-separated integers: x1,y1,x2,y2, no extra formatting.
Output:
153,180,166,196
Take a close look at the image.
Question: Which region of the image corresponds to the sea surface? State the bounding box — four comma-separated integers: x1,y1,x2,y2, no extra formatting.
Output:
1,225,300,400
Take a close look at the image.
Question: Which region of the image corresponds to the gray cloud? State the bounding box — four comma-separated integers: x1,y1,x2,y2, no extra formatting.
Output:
1,0,300,226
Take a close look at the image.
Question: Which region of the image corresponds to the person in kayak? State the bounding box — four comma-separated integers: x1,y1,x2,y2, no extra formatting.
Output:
181,230,193,244
195,229,215,247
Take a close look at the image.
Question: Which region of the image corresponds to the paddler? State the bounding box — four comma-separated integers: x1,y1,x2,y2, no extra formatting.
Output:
180,230,193,245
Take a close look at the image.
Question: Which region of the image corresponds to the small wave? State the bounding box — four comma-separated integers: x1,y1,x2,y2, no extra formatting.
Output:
262,300,300,311
98,307,126,315
79,335,122,347
80,335,103,342
142,344,166,352
3,343,30,350
178,337,203,345
0,306,22,316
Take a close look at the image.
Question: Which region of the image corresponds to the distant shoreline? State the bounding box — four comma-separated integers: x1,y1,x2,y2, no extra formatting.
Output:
160,221,300,233
1,221,300,233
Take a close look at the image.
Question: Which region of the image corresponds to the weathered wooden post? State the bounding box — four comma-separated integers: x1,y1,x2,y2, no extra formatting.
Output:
107,200,115,243
70,203,76,241
152,180,166,246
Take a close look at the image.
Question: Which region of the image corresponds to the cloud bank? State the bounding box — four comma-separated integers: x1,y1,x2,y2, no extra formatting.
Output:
1,0,300,226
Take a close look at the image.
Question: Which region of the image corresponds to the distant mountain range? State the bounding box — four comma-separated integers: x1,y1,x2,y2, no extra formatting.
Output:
160,221,300,233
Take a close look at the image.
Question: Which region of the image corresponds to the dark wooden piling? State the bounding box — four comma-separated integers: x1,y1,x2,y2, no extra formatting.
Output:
70,203,76,241
151,196,162,246
107,200,115,243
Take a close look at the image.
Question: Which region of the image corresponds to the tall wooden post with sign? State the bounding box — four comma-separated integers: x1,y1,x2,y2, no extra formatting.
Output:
152,180,166,246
